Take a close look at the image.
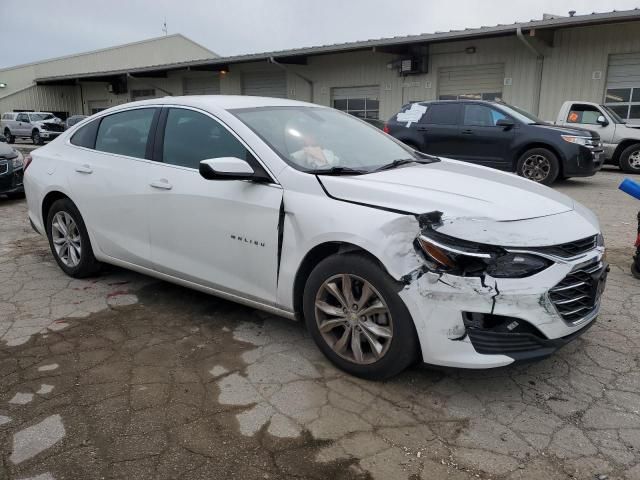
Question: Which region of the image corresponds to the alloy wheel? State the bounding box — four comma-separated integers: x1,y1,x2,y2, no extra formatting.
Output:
33,132,41,144
522,154,551,182
51,211,82,268
314,274,393,365
629,150,640,170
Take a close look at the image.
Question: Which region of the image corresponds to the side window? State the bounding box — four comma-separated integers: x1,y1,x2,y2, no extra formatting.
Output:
16,113,29,122
70,118,100,149
463,104,507,126
567,104,602,125
423,104,460,125
162,108,250,169
95,108,156,159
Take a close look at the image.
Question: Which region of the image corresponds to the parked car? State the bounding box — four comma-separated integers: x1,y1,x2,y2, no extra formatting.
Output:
385,100,604,185
24,96,607,379
555,100,640,173
65,115,88,130
1,111,65,145
0,134,25,198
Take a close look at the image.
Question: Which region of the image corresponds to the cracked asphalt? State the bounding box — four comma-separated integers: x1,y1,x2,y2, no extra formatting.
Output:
1,168,640,480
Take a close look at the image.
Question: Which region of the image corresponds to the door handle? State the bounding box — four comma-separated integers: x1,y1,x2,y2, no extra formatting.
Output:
461,129,474,135
150,179,173,190
417,126,428,131
75,164,93,174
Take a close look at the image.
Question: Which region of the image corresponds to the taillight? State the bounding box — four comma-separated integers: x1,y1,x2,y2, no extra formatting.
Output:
24,154,33,171
383,124,390,134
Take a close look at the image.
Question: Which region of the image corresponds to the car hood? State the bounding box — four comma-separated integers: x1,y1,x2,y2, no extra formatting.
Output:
535,123,599,138
318,159,601,246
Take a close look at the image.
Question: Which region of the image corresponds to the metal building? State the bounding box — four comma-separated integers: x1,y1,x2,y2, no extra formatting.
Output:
3,9,640,123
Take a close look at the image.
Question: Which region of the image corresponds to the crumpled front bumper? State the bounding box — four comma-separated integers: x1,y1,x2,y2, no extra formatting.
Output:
399,246,606,369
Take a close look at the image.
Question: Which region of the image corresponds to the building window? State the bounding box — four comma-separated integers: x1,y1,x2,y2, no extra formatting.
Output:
604,87,640,121
439,92,503,101
333,94,380,119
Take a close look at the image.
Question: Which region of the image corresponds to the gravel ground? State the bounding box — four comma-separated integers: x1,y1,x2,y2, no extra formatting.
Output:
1,167,639,480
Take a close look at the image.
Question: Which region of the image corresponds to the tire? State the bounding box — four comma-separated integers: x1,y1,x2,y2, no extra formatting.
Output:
32,130,43,145
4,129,14,144
45,198,100,278
516,147,560,185
618,144,640,174
303,253,419,380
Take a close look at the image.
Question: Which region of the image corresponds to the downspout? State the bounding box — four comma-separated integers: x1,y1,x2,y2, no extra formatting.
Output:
516,27,544,116
126,73,173,97
268,57,314,102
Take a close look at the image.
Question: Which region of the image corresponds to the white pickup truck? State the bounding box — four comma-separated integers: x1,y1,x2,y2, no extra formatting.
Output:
555,101,640,173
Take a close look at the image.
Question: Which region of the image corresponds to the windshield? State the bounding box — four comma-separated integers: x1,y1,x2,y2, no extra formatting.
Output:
601,105,625,124
232,106,427,173
30,113,55,122
495,103,544,125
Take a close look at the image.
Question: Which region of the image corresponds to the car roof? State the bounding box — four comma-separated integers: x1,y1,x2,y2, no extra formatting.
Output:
113,95,321,111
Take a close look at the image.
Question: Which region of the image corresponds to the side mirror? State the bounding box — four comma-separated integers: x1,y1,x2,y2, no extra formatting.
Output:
496,118,515,129
597,115,609,126
199,157,256,181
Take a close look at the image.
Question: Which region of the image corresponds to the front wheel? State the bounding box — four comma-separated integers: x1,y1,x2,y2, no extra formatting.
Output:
619,144,640,174
516,148,560,185
32,130,43,145
46,198,100,278
303,254,419,380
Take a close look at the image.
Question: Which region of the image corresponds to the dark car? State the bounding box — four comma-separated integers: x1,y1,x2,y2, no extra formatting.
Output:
385,100,604,185
0,134,25,198
65,115,88,130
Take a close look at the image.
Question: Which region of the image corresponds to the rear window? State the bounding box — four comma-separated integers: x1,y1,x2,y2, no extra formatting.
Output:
94,108,156,159
422,104,460,125
70,118,100,149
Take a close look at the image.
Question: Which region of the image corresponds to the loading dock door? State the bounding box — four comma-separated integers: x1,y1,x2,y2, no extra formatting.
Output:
438,64,504,101
605,53,640,122
242,71,287,98
183,76,221,95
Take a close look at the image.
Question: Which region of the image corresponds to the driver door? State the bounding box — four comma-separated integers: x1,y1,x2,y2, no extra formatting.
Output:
565,103,615,144
16,113,30,136
146,107,283,305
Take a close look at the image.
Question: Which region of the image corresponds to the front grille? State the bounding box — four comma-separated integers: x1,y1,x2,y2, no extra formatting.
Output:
528,235,598,258
549,261,606,324
42,123,64,132
0,162,7,175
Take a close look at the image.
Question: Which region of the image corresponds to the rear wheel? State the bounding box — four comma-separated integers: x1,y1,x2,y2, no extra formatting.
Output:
3,129,14,144
516,147,560,185
32,130,43,145
46,198,100,278
303,254,419,380
619,144,640,174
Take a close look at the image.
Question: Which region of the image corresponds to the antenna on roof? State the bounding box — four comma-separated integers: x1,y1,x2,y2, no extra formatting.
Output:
162,18,168,36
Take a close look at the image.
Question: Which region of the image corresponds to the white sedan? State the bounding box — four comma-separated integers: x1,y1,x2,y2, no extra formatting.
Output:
23,96,607,379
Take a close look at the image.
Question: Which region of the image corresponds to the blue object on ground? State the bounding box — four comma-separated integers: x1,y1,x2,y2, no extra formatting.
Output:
619,178,640,200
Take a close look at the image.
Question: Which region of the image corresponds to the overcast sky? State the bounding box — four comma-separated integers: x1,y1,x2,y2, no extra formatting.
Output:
1,0,639,68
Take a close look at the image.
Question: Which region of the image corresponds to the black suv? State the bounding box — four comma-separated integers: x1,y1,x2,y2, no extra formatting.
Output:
385,100,604,185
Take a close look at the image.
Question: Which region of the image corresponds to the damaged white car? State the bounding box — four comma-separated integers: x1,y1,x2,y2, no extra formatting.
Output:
24,96,608,379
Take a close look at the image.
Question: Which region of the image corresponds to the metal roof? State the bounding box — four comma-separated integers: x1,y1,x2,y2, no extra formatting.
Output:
35,8,640,84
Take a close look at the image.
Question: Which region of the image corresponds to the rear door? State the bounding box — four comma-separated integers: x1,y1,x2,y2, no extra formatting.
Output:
418,103,462,157
456,103,514,169
145,106,283,304
67,107,158,267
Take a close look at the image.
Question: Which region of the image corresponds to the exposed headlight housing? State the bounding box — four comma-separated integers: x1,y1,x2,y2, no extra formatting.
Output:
11,151,23,169
561,135,599,147
417,234,552,278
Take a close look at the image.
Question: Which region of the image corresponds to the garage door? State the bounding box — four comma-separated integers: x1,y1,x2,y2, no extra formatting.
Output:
438,64,504,101
331,86,380,119
605,53,640,122
183,76,221,95
242,71,287,98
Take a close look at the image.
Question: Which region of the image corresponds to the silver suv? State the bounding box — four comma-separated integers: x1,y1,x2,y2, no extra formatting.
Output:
1,112,65,145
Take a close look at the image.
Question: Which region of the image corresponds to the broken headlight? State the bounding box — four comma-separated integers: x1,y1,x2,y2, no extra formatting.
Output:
417,234,552,278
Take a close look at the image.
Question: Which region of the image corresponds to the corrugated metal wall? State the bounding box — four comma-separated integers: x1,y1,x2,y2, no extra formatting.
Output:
538,22,640,121
0,85,80,115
